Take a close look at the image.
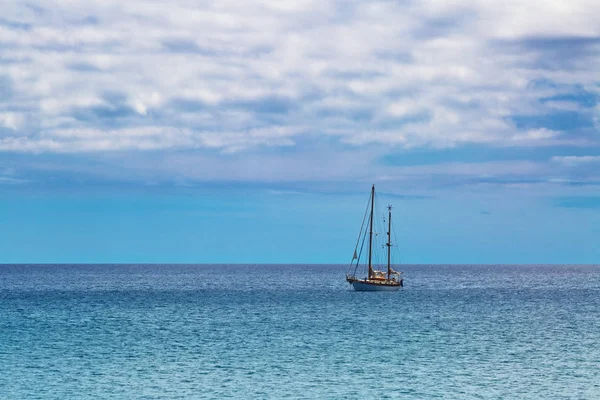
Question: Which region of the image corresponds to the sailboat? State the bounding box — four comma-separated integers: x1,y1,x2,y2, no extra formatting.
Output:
346,185,404,291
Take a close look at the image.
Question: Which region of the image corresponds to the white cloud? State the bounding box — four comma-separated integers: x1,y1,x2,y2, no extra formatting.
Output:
0,176,29,184
511,128,559,142
0,112,23,130
552,155,600,166
0,126,305,153
0,0,599,187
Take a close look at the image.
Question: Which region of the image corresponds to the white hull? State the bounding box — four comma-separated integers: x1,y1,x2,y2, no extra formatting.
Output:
351,280,401,292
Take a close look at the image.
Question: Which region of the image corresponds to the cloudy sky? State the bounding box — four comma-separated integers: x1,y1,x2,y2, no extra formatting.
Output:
1,0,599,263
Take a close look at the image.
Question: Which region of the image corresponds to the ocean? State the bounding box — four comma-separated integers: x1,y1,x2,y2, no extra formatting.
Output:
1,264,599,399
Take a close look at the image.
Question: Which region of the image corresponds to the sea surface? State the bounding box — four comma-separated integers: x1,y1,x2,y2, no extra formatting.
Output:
1,264,599,399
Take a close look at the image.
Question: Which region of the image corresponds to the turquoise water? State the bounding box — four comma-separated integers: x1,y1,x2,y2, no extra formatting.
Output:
1,264,599,399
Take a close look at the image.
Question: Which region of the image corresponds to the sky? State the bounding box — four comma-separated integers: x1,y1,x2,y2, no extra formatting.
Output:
0,0,599,264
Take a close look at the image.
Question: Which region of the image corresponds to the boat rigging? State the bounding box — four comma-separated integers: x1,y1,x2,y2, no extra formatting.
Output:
346,185,404,291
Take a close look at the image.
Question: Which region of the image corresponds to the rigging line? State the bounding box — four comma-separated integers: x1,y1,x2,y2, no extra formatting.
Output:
374,225,384,269
391,208,402,264
353,213,370,276
347,191,372,275
350,190,371,263
354,217,368,276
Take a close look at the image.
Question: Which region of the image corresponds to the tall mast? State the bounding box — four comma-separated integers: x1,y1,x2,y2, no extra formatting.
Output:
368,184,375,279
387,205,392,280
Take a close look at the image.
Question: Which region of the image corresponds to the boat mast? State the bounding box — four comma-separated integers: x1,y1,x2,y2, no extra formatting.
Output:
387,205,392,280
368,184,375,279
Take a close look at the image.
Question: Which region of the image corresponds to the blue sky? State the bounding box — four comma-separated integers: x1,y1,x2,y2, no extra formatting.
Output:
1,0,599,263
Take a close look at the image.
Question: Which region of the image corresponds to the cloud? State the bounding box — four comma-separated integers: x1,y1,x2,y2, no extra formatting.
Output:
0,165,29,184
0,112,23,130
0,0,599,188
0,126,303,153
552,155,600,166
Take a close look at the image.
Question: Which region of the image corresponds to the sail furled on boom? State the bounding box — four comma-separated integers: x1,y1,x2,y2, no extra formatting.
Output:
371,269,386,278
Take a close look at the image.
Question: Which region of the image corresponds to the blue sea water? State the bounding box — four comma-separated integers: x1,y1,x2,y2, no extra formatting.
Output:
1,264,599,399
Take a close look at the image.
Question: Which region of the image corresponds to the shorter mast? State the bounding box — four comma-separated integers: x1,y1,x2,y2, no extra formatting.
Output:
387,205,392,280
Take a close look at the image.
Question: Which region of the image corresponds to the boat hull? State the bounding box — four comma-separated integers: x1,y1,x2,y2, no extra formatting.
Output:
351,280,402,292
